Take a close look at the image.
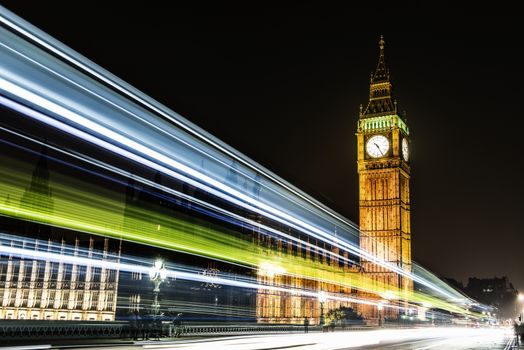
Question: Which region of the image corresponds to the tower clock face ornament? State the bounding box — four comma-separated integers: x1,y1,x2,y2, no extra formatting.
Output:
402,138,409,161
366,135,390,158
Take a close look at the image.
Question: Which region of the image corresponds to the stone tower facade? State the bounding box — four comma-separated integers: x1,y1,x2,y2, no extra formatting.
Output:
357,36,412,320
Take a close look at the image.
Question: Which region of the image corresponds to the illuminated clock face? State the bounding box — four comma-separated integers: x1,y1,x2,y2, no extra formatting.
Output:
402,138,409,161
366,135,390,158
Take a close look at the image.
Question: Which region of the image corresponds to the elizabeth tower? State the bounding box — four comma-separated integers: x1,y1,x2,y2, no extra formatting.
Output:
357,36,412,315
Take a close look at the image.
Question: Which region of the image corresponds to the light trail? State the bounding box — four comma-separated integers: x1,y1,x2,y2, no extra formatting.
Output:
0,175,471,315
0,22,362,255
0,4,361,234
0,107,474,312
0,20,412,282
0,128,473,311
0,5,483,316
0,122,473,314
0,124,361,269
0,234,476,317
0,91,456,303
140,327,509,350
0,244,386,310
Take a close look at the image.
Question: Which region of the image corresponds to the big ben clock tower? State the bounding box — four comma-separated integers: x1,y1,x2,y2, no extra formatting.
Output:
357,36,412,316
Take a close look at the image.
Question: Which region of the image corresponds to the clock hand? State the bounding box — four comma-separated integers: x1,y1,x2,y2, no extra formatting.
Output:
374,143,382,155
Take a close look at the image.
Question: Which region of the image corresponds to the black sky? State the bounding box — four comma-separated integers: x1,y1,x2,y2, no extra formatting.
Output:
2,2,523,290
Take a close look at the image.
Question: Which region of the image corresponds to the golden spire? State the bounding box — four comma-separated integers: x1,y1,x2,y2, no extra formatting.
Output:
360,35,396,118
372,34,389,83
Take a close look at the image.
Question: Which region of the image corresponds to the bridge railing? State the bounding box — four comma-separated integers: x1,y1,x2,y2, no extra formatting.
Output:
178,324,317,337
0,319,436,343
0,320,129,340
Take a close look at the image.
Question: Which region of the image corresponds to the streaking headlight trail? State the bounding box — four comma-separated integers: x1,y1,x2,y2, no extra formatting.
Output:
0,3,487,326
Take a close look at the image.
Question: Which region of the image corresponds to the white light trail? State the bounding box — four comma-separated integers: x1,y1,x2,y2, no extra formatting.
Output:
0,123,361,269
0,86,455,301
141,327,509,350
0,9,470,305
0,126,472,308
0,245,388,309
0,5,359,233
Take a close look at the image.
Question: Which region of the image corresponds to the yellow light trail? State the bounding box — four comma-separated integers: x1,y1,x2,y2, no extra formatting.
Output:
0,155,477,316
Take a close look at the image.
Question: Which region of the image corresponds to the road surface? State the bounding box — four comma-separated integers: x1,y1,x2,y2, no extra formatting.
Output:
29,326,516,350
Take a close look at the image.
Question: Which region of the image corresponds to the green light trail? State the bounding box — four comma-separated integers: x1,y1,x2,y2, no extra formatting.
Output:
0,155,475,316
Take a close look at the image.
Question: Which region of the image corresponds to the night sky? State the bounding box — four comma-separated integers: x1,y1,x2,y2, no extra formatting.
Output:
3,3,523,290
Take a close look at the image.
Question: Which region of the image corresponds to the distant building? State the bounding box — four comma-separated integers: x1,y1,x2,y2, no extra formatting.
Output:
0,148,120,321
465,276,518,319
442,277,465,293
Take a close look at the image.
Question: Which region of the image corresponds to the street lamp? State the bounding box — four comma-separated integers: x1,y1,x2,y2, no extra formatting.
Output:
318,291,327,326
377,303,383,327
518,293,524,322
149,259,167,316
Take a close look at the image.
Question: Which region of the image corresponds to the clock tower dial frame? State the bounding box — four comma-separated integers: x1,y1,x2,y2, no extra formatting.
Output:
365,134,390,158
402,137,409,161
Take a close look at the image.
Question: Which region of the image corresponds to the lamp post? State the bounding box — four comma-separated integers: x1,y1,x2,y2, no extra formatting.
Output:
149,259,167,316
377,303,383,327
318,291,327,326
518,293,524,322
